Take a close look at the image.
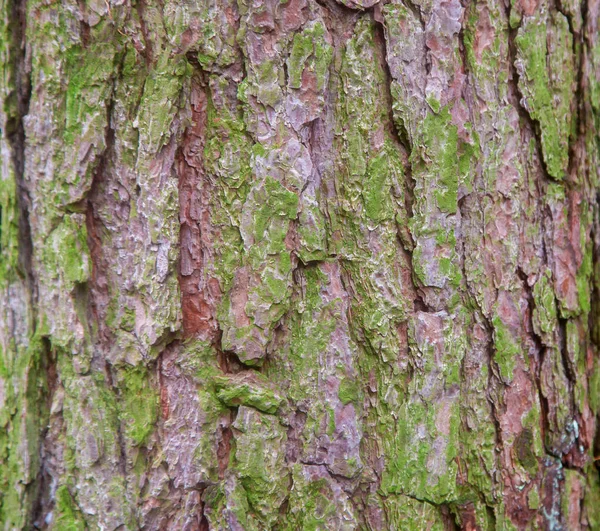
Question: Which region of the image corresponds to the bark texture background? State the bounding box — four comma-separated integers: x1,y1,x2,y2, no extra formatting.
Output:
1,0,600,527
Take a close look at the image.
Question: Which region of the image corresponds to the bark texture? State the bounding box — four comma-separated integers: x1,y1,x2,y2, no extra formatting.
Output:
1,0,600,527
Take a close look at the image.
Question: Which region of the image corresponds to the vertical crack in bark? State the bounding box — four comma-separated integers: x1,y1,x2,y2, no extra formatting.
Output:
77,0,91,48
86,88,118,357
217,409,235,480
561,9,583,182
372,12,433,315
81,50,139,524
135,0,154,66
516,266,554,455
174,62,246,500
372,13,414,217
6,0,35,312
157,349,170,420
504,8,553,184
30,337,57,528
455,6,506,469
3,0,49,525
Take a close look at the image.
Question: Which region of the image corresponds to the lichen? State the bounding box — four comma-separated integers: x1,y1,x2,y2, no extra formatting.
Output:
214,373,284,414
118,365,158,446
515,12,575,180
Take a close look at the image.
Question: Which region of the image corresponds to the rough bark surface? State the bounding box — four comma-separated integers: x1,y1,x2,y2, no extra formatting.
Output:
1,0,600,527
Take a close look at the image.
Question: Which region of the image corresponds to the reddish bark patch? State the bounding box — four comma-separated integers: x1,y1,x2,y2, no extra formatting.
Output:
177,77,218,339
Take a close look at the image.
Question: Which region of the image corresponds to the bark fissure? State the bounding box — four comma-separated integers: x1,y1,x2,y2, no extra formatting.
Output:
505,10,554,184
6,0,34,305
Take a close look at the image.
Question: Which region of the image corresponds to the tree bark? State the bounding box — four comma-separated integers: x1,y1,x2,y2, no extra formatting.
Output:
1,0,600,527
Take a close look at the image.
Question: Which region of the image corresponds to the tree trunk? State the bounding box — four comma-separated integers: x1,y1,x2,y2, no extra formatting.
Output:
1,0,600,527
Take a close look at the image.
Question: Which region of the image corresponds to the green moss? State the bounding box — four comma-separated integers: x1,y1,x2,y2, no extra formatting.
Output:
515,13,574,180
380,398,460,503
0,172,20,285
214,374,283,414
136,55,188,154
492,315,519,381
232,407,289,527
297,200,328,263
584,467,600,530
282,267,338,402
119,306,136,332
44,215,91,285
283,465,356,530
287,22,332,91
532,268,558,338
383,494,446,530
561,470,583,522
363,143,402,223
119,366,158,446
528,487,540,510
421,107,460,214
64,43,118,145
427,96,441,114
0,328,53,528
253,176,298,241
337,378,359,405
54,485,86,530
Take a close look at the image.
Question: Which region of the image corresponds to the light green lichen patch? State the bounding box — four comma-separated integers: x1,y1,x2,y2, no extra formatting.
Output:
491,315,519,382
380,391,461,503
296,195,328,263
363,142,403,223
43,214,91,286
382,494,446,530
287,21,332,92
53,485,86,531
532,268,558,342
163,0,238,69
245,176,298,246
379,313,464,503
337,377,360,405
58,356,133,527
566,319,596,423
220,173,299,363
202,78,253,297
275,266,337,393
0,172,19,285
63,43,119,146
231,406,289,528
418,107,460,214
117,365,158,446
404,105,475,293
214,373,284,414
334,18,394,229
583,467,600,530
326,18,414,366
515,12,575,180
561,469,584,522
135,55,189,156
0,331,52,528
282,464,357,529
264,263,364,479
